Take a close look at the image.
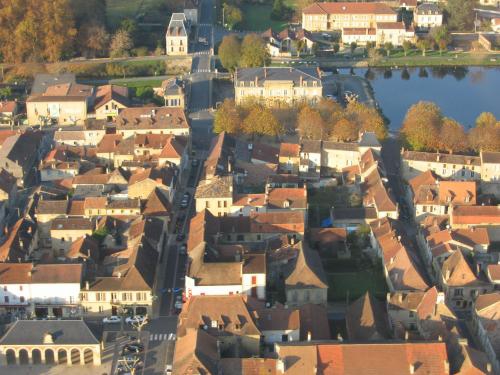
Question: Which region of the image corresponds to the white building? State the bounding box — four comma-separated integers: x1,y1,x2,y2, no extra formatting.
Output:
0,263,83,318
166,13,189,56
414,3,443,30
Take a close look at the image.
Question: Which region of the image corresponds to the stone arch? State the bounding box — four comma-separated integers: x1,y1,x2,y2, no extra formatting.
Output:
18,349,29,365
58,349,67,364
70,348,81,365
32,348,42,364
5,348,16,365
83,348,93,364
45,349,55,365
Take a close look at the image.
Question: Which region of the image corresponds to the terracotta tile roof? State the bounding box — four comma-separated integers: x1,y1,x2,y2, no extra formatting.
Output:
30,264,82,284
441,250,484,287
0,219,36,262
481,150,500,164
343,27,376,35
303,2,396,15
362,168,397,212
266,187,307,210
377,21,406,29
243,253,266,274
276,343,318,375
279,143,300,158
456,344,491,375
400,0,417,7
0,130,17,146
316,341,449,374
251,142,279,164
96,134,122,154
451,205,500,226
93,84,130,110
323,141,358,152
387,246,429,291
0,101,18,113
36,199,69,215
66,235,99,260
475,292,500,313
250,211,305,234
159,135,187,159
256,308,300,331
346,292,390,341
128,166,175,186
232,193,266,207
388,291,426,311
177,295,261,337
83,196,107,210
286,242,328,290
173,328,219,375
487,264,500,282
0,263,34,284
438,181,476,205
195,175,233,199
51,217,94,231
67,200,85,216
220,358,277,375
309,228,347,248
115,107,189,130
142,188,172,216
298,303,331,340
427,228,489,252
409,170,440,195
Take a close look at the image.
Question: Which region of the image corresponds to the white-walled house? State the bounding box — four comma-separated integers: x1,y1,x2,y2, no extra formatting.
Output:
0,263,82,318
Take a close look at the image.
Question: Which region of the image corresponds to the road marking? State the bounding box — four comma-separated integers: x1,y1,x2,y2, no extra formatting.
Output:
150,334,154,341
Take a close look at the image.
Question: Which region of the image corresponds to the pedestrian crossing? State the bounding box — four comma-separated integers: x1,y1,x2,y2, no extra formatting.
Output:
189,107,211,113
194,50,211,55
192,68,211,73
199,23,212,27
149,333,176,342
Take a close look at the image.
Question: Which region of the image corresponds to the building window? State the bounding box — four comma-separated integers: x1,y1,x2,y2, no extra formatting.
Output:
3,286,6,292
122,293,128,301
4,296,9,303
20,296,25,303
454,289,463,296
19,286,23,291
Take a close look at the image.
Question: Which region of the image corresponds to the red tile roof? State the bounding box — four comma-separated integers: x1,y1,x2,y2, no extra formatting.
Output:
279,143,300,158
303,2,396,15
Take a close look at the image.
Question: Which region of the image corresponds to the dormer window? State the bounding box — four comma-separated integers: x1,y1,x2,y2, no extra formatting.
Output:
283,199,290,208
211,320,218,328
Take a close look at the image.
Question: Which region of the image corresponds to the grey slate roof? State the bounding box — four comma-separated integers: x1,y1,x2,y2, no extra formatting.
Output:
416,3,441,14
0,320,99,346
31,73,76,95
167,13,188,37
359,132,380,148
235,67,322,88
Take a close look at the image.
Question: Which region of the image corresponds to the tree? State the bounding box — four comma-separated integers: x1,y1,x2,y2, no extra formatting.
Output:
345,102,388,140
110,29,133,58
446,0,475,31
218,35,241,72
469,112,500,152
271,0,289,20
316,98,344,130
293,39,306,56
430,26,450,55
400,101,443,151
416,38,430,56
402,40,412,56
439,118,468,153
243,105,283,137
240,34,270,67
297,106,325,140
0,87,12,100
384,42,394,57
223,4,242,30
332,118,358,142
79,23,109,58
350,42,357,54
40,0,77,61
214,99,242,134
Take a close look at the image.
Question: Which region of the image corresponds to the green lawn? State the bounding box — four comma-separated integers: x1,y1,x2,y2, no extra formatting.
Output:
326,268,388,302
112,79,164,89
239,4,288,32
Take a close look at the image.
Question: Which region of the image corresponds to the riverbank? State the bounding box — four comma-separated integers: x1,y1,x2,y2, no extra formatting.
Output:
272,50,500,69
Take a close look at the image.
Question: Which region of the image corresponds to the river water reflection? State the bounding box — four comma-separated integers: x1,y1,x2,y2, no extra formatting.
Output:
337,67,500,131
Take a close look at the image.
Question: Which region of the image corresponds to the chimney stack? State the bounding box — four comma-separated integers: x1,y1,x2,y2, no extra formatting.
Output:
307,331,311,341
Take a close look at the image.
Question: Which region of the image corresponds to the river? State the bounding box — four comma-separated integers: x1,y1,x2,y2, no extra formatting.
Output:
337,66,500,131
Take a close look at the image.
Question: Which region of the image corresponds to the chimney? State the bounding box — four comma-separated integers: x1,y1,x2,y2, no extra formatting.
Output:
438,335,443,341
85,281,89,290
264,68,267,78
255,75,258,86
409,363,415,374
436,292,445,304
398,293,403,303
277,358,285,373
337,333,343,342
405,330,409,340
444,360,449,373
445,269,450,280
300,75,303,86
307,331,311,341
486,363,492,373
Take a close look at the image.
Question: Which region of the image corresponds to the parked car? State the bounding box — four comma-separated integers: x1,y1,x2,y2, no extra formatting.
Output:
125,315,147,325
174,295,183,310
102,316,121,324
165,364,173,375
122,343,144,355
179,243,187,255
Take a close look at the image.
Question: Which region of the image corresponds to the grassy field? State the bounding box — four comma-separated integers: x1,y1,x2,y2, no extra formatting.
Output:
106,0,169,29
239,4,289,32
326,268,388,302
